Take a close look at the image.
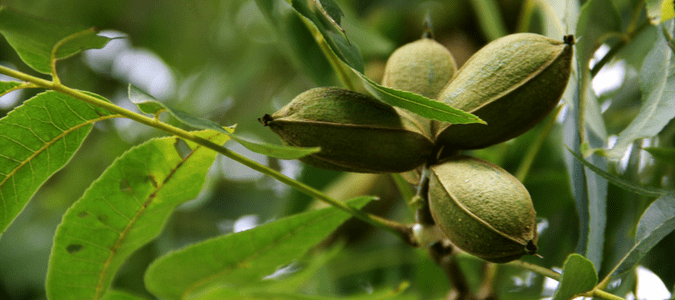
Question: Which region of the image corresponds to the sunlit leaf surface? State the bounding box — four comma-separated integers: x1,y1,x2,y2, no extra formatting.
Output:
0,91,113,236
552,254,597,300
46,130,230,300
144,196,375,300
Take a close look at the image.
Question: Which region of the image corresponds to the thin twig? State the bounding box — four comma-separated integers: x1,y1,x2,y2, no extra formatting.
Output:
428,242,475,300
0,64,415,244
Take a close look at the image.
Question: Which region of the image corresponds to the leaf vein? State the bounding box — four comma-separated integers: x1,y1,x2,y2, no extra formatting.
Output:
61,96,91,122
98,195,133,222
5,122,50,143
0,152,21,163
0,114,119,214
93,138,208,300
61,234,114,251
0,135,37,153
181,209,344,298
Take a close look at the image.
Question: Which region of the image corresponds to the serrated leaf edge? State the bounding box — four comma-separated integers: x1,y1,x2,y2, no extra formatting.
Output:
87,132,223,299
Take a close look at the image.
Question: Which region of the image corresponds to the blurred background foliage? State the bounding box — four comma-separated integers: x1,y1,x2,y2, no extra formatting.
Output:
0,0,673,299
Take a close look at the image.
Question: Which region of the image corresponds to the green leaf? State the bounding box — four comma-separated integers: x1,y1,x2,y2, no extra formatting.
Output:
563,96,607,270
288,0,484,124
0,91,113,237
644,147,675,166
581,134,608,271
664,0,675,22
552,254,598,300
187,281,408,300
255,241,345,294
144,196,375,300
359,75,486,125
101,290,148,300
239,282,409,300
190,281,408,300
0,81,23,97
611,193,675,277
289,0,362,71
605,20,675,160
567,148,670,197
575,0,622,67
0,7,110,74
584,85,608,141
46,130,230,300
565,2,614,264
469,0,508,41
126,85,166,114
128,85,320,159
615,24,658,70
316,0,344,26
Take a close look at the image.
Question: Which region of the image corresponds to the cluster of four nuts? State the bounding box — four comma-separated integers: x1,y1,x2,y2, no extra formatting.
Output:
261,32,573,263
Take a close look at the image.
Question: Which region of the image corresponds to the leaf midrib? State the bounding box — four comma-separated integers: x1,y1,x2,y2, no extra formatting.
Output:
0,114,119,227
180,208,349,299
93,136,211,300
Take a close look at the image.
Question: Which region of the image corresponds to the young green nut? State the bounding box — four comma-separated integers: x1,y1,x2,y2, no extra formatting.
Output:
382,37,458,99
428,155,538,263
382,37,458,140
261,87,434,173
434,33,574,150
